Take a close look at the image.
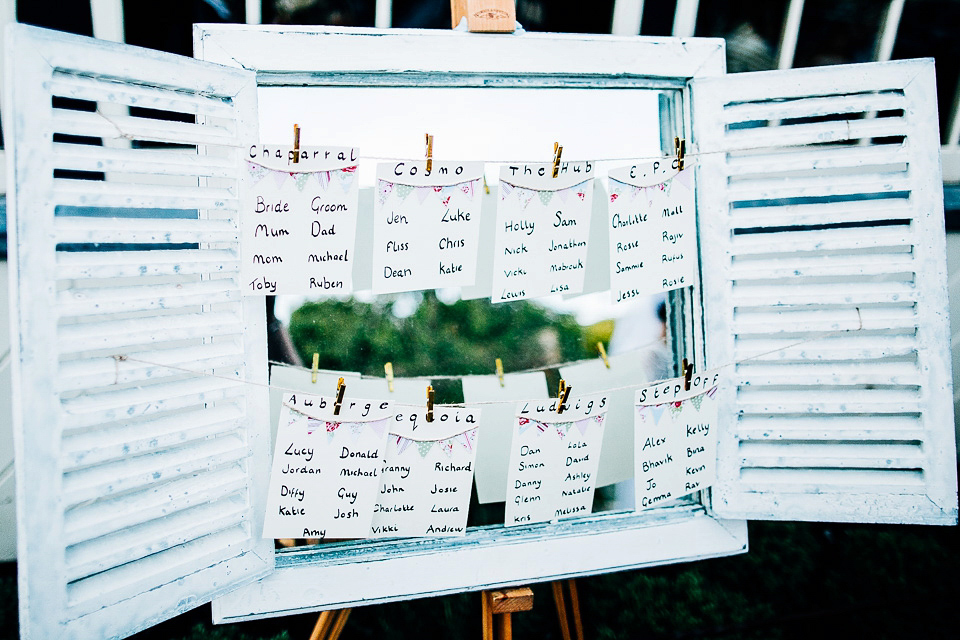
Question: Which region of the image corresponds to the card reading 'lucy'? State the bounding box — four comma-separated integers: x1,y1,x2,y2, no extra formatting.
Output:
372,161,484,294
263,392,392,540
504,394,608,527
371,406,480,537
607,160,697,302
242,145,360,296
634,370,720,510
491,162,595,303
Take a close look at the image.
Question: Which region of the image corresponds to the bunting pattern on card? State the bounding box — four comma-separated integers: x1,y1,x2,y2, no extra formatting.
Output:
518,415,601,437
637,387,720,424
378,178,481,205
393,427,480,458
246,161,356,193
500,179,590,209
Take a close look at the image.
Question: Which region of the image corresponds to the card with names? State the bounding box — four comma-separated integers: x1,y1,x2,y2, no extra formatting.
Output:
242,145,360,296
634,370,720,510
372,161,485,294
505,393,608,527
263,392,392,540
371,405,480,538
607,160,697,302
491,162,596,303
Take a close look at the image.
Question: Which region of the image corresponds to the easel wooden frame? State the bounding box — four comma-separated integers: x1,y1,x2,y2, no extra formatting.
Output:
194,25,748,624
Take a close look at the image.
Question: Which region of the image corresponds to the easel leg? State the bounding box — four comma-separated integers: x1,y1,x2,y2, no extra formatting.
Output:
482,591,494,640
551,580,584,640
482,587,533,640
498,612,512,640
308,608,352,640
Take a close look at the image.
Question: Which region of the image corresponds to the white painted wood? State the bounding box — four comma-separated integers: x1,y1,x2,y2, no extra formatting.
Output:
777,0,805,69
198,25,746,623
671,0,699,37
874,0,905,62
246,0,261,24
194,25,726,80
695,59,958,524
214,510,746,621
6,24,272,639
90,0,125,42
611,0,644,36
375,0,392,28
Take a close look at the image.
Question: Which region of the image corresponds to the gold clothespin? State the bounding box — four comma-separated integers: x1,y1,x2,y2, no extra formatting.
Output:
426,385,435,422
385,362,395,393
597,342,610,369
557,379,572,414
333,377,347,416
674,136,686,171
311,352,319,384
293,124,301,164
483,175,491,195
552,142,563,178
425,133,434,173
682,358,693,391
495,358,505,387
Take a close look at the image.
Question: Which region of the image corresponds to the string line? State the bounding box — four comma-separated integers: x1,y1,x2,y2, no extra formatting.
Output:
115,309,864,408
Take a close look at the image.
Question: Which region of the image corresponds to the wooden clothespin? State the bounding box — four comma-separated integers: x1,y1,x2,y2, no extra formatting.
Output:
333,377,347,416
385,362,395,393
597,342,610,369
495,357,505,387
311,353,319,384
552,142,563,178
557,379,572,414
426,385,435,422
483,175,491,195
682,358,693,391
293,124,301,164
425,133,434,173
674,136,686,171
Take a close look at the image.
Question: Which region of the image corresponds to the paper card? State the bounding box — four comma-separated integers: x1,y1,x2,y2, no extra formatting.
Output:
371,406,480,537
372,161,485,294
460,371,549,504
607,161,697,302
563,179,611,299
559,351,658,489
504,393,608,526
242,145,360,296
268,364,362,448
459,184,500,300
491,162,596,303
263,392,392,540
634,370,721,510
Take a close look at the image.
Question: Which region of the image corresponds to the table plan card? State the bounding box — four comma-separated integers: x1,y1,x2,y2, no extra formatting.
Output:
372,161,484,294
491,162,596,303
505,393,608,526
634,370,721,510
461,371,550,504
263,392,392,540
607,160,697,302
371,406,480,538
242,145,360,295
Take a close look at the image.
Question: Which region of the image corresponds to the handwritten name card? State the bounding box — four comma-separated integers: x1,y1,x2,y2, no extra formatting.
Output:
372,161,484,294
491,162,595,303
634,370,720,510
371,406,480,537
242,145,360,296
607,160,697,303
505,394,608,527
263,392,392,540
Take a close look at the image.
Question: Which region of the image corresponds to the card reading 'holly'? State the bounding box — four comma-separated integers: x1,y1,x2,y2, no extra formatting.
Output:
634,370,720,510
504,393,608,527
242,145,359,296
263,392,392,540
607,160,697,302
371,406,481,537
491,162,595,303
372,161,484,294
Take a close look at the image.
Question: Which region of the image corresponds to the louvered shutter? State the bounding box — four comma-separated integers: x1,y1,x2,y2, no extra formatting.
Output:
696,59,958,524
6,25,273,638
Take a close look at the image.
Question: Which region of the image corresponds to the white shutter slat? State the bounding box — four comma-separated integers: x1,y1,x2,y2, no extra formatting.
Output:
696,59,958,524
7,25,272,639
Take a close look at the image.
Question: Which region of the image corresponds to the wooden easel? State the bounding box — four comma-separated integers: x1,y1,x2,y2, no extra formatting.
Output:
308,608,351,640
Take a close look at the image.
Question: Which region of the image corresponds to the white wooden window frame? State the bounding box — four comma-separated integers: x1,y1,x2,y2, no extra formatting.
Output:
194,25,750,623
